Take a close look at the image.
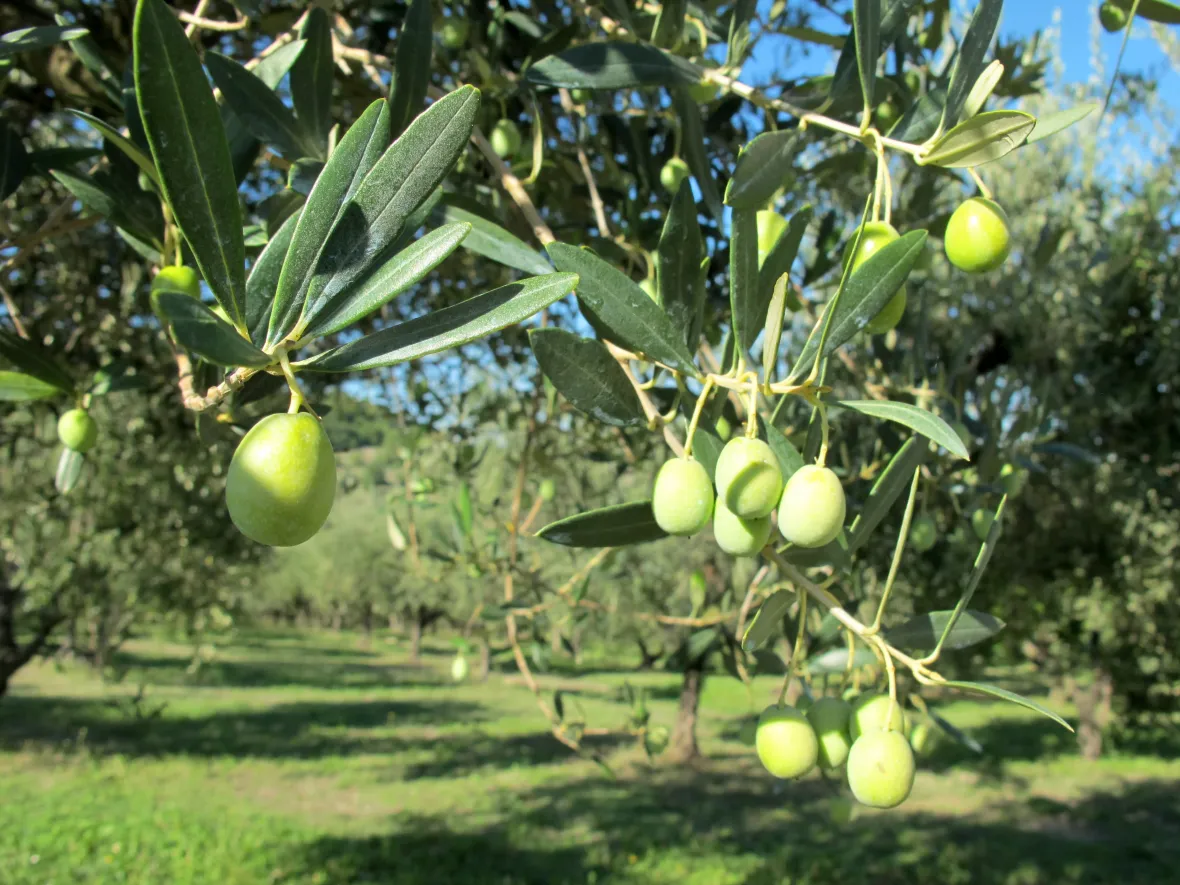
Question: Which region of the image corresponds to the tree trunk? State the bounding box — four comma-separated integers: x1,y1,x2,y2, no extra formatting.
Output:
669,662,704,763
409,619,422,662
1070,666,1114,760
0,581,63,700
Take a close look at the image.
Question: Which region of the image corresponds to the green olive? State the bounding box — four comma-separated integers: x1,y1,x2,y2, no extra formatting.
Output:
755,704,819,779
490,119,523,160
848,693,906,741
225,412,337,547
737,718,758,746
451,654,469,682
1099,2,1128,32
806,697,853,769
715,415,732,442
651,457,714,537
847,731,915,808
1000,463,1027,497
714,437,782,519
57,408,99,453
909,721,933,755
151,265,201,299
875,100,899,128
944,197,1011,273
712,499,772,557
908,515,937,552
971,508,994,542
756,210,788,261
842,221,907,333
438,18,469,49
864,288,907,335
539,478,556,501
778,464,846,549
687,80,720,103
660,158,691,194
570,88,593,103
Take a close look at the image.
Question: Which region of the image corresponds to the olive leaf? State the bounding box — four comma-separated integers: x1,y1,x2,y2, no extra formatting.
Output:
529,329,647,428
921,110,1036,168
537,501,668,547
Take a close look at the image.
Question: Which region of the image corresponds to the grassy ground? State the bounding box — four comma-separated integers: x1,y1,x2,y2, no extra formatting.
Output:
1,629,1177,885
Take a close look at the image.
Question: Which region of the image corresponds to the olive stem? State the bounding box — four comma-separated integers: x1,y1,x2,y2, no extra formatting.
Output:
968,166,993,201
868,465,922,635
683,376,715,458
743,372,759,438
776,590,808,706
277,349,309,415
816,402,830,467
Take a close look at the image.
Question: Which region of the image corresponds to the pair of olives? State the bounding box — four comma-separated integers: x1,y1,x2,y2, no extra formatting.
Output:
756,693,915,809
651,436,846,556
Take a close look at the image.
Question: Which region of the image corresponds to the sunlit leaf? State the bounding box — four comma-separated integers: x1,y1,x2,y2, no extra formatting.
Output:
537,501,667,547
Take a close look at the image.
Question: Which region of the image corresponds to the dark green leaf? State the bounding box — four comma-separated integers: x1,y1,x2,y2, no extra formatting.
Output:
724,129,800,210
287,159,323,195
671,86,722,220
547,243,700,377
921,110,1035,168
303,222,471,338
268,99,390,346
852,0,880,113
742,590,794,651
56,447,84,495
726,0,757,66
0,25,88,59
939,0,1002,133
57,14,119,102
134,0,245,326
389,0,432,138
0,371,61,401
246,209,300,346
763,421,805,483
525,42,700,90
885,610,1004,652
687,422,724,483
1109,0,1180,23
530,329,646,428
67,110,159,187
523,23,580,69
846,437,928,551
928,709,984,753
437,200,552,276
155,291,273,368
290,8,333,152
750,649,788,675
830,0,922,102
298,272,578,372
835,400,968,460
0,121,27,201
755,207,811,337
657,185,704,351
888,87,945,143
50,169,162,245
942,681,1073,732
651,0,687,48
537,501,668,547
1027,103,1099,144
807,646,878,675
730,208,761,355
25,147,102,174
205,51,317,160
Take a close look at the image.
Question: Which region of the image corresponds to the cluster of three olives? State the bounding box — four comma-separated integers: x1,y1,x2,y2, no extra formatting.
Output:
652,436,846,555
757,693,915,809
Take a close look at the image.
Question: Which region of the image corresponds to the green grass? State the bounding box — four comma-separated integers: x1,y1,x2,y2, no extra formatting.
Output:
1,629,1178,884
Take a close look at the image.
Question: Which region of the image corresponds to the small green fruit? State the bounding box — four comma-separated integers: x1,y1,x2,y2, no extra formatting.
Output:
652,457,714,537
570,88,593,103
971,508,994,542
451,654,469,682
737,718,758,746
756,210,788,261
1000,463,1027,497
57,409,98,453
875,100,899,128
539,478,556,501
945,197,1011,273
490,119,523,160
715,415,732,442
712,499,772,557
714,437,783,519
842,221,907,333
909,515,937,553
660,157,691,194
909,721,933,754
864,288,907,334
807,697,853,769
755,705,819,779
151,265,200,299
1099,2,1128,32
847,731,915,808
778,464,846,549
439,18,469,49
687,80,720,103
226,412,337,547
849,694,906,741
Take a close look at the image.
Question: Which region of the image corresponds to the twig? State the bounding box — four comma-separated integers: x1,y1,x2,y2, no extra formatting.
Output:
0,282,29,339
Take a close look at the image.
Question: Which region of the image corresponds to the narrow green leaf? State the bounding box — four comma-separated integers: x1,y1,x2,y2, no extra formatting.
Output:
155,291,273,368
806,646,878,675
547,242,700,377
939,0,1002,134
134,0,245,325
524,42,700,90
888,87,945,143
671,86,722,220
437,200,552,276
221,36,307,184
724,129,800,210
57,15,120,103
290,8,334,152
763,421,805,483
205,51,317,160
961,59,1004,122
789,231,927,378
742,590,794,651
537,501,667,547
1108,0,1180,23
852,0,880,114
302,222,472,339
730,208,761,355
0,371,61,401
298,272,578,372
297,87,480,335
389,0,433,138
762,277,789,379
0,25,88,59
268,99,390,346
530,329,646,428
846,437,928,551
1026,103,1099,144
921,110,1035,168
835,400,968,460
829,0,922,101
25,146,102,174
928,709,984,753
50,168,162,245
0,121,27,201
651,0,687,48
55,447,84,495
942,681,1073,732
67,110,159,187
657,185,704,351
782,26,846,48
523,22,580,70
726,0,757,67
755,206,811,338
885,610,1004,652
245,209,300,346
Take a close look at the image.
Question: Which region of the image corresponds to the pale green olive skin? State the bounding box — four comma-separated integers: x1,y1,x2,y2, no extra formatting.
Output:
715,416,732,442
714,437,783,519
909,515,938,552
687,80,720,103
972,508,994,541
807,697,853,769
660,158,691,194
778,464,846,548
849,693,906,741
847,730,916,808
439,18,469,49
451,655,469,682
151,265,201,299
944,198,1011,273
712,499,772,557
651,457,714,537
842,221,907,332
490,120,523,160
57,409,99,453
756,705,819,779
864,289,906,334
1099,3,1127,32
639,278,659,303
226,412,337,547
539,479,556,501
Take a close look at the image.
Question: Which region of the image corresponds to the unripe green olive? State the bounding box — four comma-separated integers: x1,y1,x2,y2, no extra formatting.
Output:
490,119,523,160
714,437,782,519
755,704,818,779
712,499,772,557
778,464,845,549
451,654,469,682
842,221,907,333
1000,463,1027,497
651,457,714,537
226,412,337,547
875,100,899,128
1099,2,1128,32
806,697,853,769
909,721,933,755
847,730,915,809
737,718,758,746
715,415,732,442
908,515,937,552
849,693,906,741
971,508,994,542
756,210,788,261
687,80,720,103
151,265,201,299
438,18,469,49
570,87,593,103
944,197,1011,273
660,157,691,194
57,408,99,453
539,478,556,501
